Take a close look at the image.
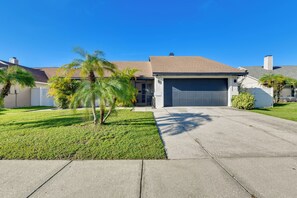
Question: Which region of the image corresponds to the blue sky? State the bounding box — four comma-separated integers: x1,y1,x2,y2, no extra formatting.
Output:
0,0,296,68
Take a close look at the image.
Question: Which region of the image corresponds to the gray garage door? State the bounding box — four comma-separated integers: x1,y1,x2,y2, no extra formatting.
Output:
164,78,228,106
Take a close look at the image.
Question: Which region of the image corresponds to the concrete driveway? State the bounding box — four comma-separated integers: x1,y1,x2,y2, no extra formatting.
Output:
154,107,297,198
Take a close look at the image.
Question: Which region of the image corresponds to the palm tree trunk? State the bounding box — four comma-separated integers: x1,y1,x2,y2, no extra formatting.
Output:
0,81,11,107
99,102,105,125
88,71,98,125
103,98,117,123
88,71,96,83
91,94,98,125
276,90,281,103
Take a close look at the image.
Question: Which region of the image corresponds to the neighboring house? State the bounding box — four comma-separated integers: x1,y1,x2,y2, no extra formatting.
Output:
240,55,297,108
1,54,246,108
0,58,54,108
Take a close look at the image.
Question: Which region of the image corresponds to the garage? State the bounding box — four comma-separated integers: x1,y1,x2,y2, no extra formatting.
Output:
164,78,228,106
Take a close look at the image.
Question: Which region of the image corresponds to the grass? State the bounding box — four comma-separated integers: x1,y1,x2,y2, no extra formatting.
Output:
252,102,297,122
0,107,166,160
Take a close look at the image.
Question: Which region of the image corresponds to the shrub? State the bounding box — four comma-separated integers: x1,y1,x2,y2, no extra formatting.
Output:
48,76,80,109
232,92,255,110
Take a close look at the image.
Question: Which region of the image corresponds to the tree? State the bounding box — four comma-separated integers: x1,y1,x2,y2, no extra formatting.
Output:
64,47,116,124
102,68,138,123
70,68,138,125
48,76,80,109
286,77,297,88
259,74,296,103
0,66,35,108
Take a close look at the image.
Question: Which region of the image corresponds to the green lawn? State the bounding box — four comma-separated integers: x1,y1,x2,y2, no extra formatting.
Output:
0,107,166,160
252,103,297,122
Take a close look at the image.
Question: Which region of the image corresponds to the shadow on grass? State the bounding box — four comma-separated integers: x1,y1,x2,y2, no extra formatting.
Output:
253,103,291,111
106,118,156,126
2,116,86,129
0,106,55,115
0,108,7,115
253,108,272,112
14,106,55,112
273,103,290,107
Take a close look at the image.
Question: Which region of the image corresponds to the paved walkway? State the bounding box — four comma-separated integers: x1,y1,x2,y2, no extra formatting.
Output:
1,107,297,198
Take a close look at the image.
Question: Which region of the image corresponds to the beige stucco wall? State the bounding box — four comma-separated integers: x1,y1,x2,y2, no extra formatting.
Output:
1,82,49,108
2,85,31,108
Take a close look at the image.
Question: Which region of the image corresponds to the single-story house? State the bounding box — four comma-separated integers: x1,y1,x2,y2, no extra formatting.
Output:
1,54,246,108
239,55,297,108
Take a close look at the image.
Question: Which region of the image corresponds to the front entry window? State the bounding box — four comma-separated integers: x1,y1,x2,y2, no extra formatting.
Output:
135,81,154,106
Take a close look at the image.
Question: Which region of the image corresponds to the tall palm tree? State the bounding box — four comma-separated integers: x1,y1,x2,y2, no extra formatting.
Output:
0,66,35,107
64,48,116,124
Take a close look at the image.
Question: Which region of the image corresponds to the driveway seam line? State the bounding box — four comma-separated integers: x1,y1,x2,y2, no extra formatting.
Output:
193,138,257,198
164,108,257,198
219,155,297,159
210,108,297,147
226,117,297,146
26,160,72,198
139,160,144,198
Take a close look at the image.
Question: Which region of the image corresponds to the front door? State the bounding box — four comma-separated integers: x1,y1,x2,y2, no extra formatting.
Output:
135,81,153,106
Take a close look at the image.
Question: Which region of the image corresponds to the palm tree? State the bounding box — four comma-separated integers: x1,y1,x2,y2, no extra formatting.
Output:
102,68,138,123
259,74,288,103
70,68,137,125
286,77,297,88
0,66,35,107
64,48,116,124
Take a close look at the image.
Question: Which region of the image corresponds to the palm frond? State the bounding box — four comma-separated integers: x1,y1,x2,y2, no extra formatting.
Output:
73,47,88,59
6,66,35,87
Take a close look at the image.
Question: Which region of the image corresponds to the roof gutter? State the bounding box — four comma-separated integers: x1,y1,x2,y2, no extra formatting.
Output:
153,71,248,76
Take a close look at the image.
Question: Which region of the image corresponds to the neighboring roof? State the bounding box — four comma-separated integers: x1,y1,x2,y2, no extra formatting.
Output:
0,60,49,82
150,56,246,75
241,66,297,79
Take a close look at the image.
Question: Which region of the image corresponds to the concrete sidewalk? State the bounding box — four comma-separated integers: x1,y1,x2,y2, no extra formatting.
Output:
1,159,251,198
2,158,297,198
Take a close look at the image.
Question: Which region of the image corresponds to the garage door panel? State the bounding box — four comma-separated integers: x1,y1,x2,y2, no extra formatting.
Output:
164,79,228,106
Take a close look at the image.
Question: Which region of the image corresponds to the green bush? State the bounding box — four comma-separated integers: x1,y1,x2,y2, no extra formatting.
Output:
232,92,255,110
48,77,80,109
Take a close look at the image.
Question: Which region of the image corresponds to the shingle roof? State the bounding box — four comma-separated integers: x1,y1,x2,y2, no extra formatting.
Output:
41,61,153,79
241,66,297,79
150,56,246,75
0,60,49,82
112,61,152,78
